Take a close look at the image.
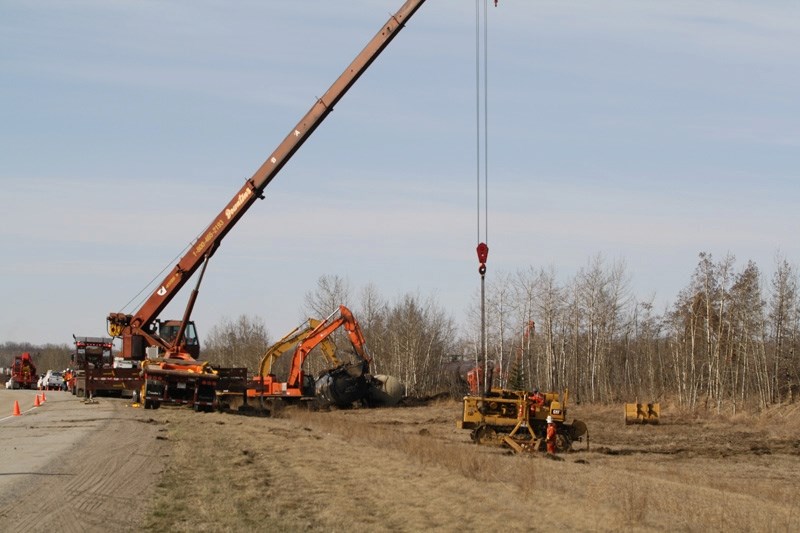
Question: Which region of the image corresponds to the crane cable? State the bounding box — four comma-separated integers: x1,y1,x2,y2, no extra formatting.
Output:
117,240,194,315
476,0,490,257
475,0,494,395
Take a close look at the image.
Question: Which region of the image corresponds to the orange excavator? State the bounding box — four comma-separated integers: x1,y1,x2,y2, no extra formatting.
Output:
244,316,339,409
247,305,402,412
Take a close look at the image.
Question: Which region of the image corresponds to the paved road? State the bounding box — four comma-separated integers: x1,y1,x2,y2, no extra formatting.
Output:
0,389,167,532
0,388,54,420
0,390,98,485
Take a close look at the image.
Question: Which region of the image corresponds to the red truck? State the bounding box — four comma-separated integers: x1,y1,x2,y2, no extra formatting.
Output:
6,352,38,389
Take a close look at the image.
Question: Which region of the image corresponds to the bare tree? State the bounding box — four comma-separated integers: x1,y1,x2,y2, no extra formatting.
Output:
485,271,516,388
203,314,270,373
358,282,389,375
728,260,765,412
303,274,351,318
511,267,540,391
379,293,457,396
572,254,631,402
768,256,799,404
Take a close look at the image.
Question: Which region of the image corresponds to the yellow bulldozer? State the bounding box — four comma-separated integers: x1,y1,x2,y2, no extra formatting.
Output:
457,388,588,453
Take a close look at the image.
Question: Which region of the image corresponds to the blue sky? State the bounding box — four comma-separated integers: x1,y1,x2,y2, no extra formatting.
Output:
2,0,799,346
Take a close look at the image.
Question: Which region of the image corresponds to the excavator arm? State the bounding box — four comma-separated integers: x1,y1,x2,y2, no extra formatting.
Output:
286,305,371,388
257,318,340,379
246,304,401,409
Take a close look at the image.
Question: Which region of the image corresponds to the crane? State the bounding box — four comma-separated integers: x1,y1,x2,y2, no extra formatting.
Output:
106,0,428,364
100,0,427,410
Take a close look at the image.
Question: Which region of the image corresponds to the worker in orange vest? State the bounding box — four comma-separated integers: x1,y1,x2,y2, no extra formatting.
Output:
529,387,545,408
546,415,557,454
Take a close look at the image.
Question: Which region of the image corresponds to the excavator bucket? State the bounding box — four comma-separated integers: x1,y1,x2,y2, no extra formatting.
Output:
624,403,660,425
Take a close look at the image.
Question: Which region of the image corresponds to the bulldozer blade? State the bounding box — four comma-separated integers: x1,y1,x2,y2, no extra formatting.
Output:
624,403,660,425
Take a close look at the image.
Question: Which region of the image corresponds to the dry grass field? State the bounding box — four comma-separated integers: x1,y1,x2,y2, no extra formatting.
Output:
141,399,800,532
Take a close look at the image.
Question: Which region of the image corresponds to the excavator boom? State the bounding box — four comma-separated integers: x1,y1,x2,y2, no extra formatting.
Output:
256,318,340,379
286,305,371,388
245,305,396,410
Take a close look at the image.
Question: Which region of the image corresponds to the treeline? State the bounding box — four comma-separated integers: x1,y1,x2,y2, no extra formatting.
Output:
11,251,796,413
202,277,461,397
0,342,72,374
472,252,800,412
204,252,800,412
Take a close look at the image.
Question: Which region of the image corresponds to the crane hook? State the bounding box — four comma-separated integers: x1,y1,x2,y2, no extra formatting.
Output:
476,242,489,276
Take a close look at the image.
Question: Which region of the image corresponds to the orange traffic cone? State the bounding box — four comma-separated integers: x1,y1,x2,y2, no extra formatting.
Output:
13,400,21,416
34,395,41,407
41,391,46,402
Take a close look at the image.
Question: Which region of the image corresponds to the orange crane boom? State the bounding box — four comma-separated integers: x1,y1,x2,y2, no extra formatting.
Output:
107,0,428,361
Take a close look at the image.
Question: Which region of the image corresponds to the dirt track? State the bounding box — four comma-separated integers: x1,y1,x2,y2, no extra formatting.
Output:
0,390,167,532
1,391,799,532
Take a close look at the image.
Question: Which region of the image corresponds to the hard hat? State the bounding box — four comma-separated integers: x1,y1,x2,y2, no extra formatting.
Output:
546,416,553,423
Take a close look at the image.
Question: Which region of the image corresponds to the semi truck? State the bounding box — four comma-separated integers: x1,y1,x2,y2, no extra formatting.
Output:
70,336,142,398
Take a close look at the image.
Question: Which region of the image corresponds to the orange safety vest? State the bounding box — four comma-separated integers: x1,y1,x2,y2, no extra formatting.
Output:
546,423,557,453
529,393,545,414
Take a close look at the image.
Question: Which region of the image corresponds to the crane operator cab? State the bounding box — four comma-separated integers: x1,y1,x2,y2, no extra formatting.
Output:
117,318,201,361
157,319,200,359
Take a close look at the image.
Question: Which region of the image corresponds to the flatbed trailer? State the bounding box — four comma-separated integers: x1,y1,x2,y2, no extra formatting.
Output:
73,367,143,398
140,359,248,411
215,367,249,411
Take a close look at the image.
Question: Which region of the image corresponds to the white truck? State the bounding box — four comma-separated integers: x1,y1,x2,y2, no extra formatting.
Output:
40,370,65,390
